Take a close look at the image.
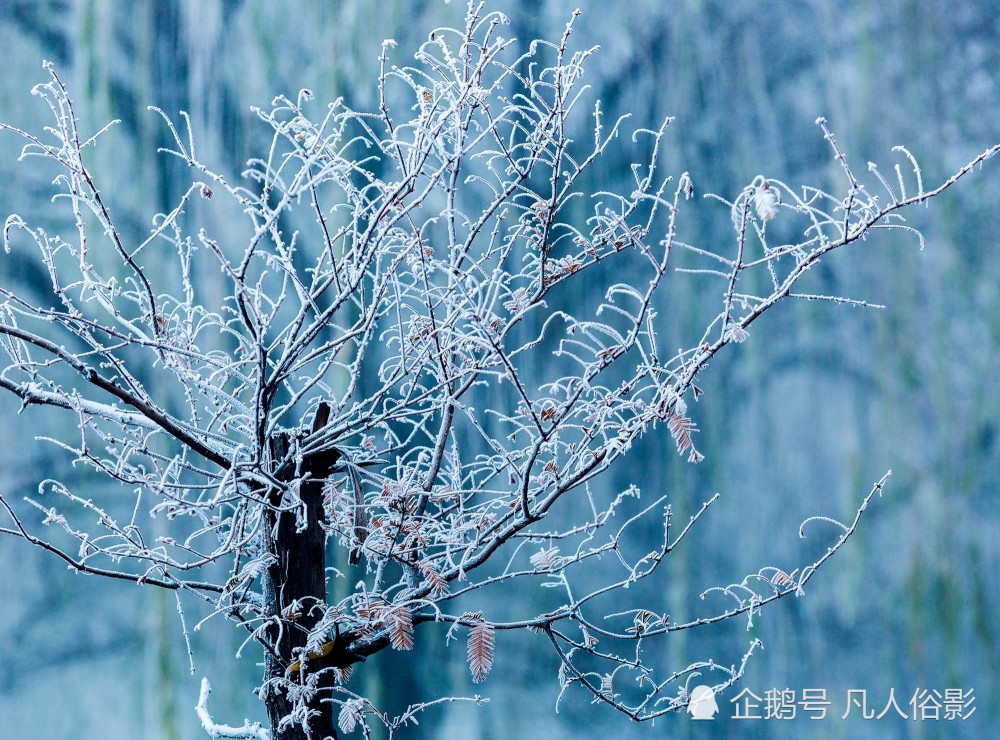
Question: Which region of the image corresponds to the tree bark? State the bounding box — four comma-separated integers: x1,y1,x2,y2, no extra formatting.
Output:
262,402,340,740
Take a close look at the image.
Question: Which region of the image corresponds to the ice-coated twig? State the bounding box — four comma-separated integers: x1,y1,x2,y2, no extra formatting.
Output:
0,4,995,735
196,678,271,740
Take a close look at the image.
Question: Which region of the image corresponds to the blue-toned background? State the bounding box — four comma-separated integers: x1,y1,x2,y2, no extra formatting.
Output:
1,2,997,737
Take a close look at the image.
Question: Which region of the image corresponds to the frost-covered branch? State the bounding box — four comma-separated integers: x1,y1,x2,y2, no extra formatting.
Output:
0,2,995,738
197,678,272,740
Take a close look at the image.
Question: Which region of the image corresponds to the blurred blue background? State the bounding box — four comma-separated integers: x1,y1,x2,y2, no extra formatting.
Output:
0,1,997,738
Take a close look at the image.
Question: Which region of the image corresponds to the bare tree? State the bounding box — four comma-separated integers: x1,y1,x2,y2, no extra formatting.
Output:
1,4,996,738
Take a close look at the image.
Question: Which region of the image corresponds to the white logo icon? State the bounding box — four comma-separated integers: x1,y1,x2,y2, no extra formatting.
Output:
687,685,719,720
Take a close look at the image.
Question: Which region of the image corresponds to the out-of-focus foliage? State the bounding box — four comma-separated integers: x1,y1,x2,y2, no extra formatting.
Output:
0,1,997,738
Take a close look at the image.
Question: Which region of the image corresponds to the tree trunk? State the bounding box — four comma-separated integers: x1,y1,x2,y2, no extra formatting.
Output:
262,403,340,740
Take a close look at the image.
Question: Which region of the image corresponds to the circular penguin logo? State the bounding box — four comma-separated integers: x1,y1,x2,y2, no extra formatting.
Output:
687,685,719,720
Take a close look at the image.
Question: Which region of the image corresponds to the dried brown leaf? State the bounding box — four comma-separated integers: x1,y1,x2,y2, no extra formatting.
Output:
467,620,495,683
389,606,414,651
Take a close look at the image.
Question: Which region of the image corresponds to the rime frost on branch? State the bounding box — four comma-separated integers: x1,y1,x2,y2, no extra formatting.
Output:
0,6,996,737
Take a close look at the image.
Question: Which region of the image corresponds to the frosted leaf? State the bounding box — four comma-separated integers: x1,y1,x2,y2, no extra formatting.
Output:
724,324,749,343
388,606,414,651
417,560,449,597
338,699,364,734
753,180,778,221
504,287,529,314
667,410,699,458
598,673,615,701
467,621,495,683
530,546,563,571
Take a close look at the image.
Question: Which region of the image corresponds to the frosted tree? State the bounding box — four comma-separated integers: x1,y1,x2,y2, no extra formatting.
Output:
1,4,995,739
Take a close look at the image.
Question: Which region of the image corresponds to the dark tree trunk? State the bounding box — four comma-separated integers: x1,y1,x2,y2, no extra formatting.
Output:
262,402,341,740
